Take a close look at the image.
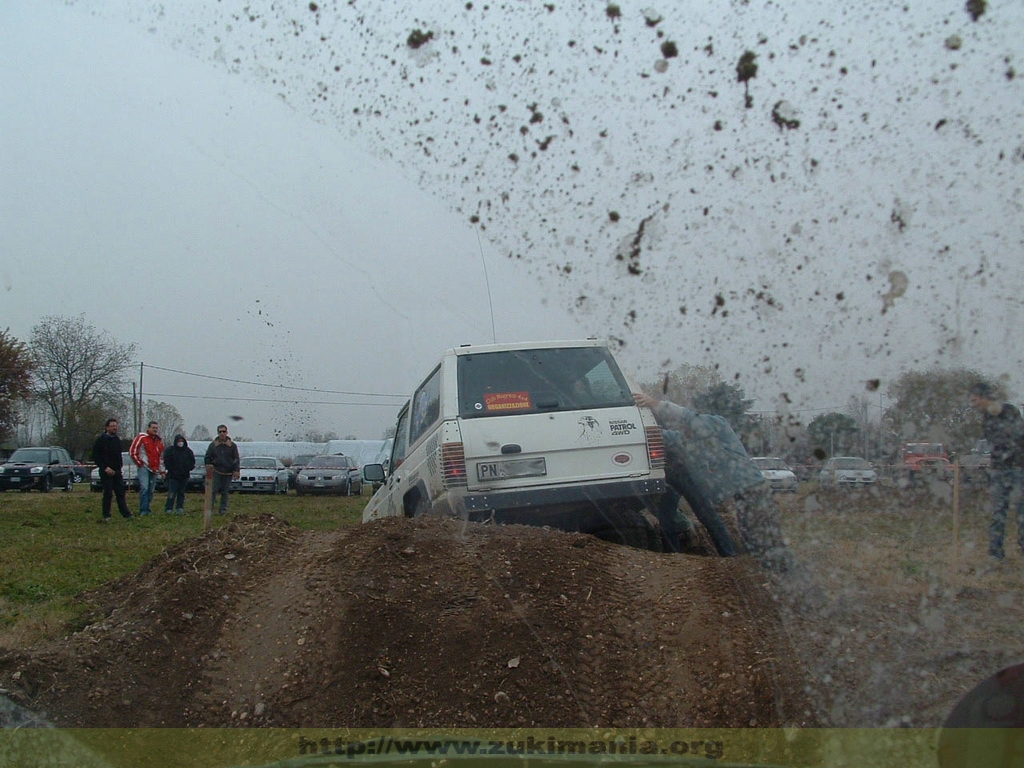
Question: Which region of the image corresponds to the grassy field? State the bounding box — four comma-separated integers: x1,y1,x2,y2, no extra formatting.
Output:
0,485,367,648
776,480,1020,595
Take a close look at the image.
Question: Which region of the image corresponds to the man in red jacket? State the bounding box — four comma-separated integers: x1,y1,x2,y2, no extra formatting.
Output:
129,420,165,516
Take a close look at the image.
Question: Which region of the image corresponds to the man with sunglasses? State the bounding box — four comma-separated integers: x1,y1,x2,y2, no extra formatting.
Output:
204,424,240,515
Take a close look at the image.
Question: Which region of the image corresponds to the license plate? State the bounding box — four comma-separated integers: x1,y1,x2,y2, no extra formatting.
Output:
10,477,20,483
314,481,325,487
477,457,547,481
242,481,254,487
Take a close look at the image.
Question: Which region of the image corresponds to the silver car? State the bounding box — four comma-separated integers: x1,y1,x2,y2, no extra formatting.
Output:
819,457,878,488
231,456,289,494
295,454,362,496
752,457,799,493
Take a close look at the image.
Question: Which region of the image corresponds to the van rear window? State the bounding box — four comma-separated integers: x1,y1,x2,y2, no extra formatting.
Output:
457,347,633,418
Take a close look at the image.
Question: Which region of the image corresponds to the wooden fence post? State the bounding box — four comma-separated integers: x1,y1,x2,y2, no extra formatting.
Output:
203,465,214,531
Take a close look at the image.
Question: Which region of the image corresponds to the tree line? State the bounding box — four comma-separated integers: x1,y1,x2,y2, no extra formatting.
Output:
639,363,1000,464
0,317,1005,461
1,316,377,458
2,315,147,458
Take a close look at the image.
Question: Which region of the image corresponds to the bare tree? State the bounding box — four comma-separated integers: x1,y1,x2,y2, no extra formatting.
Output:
190,424,212,441
29,315,136,457
143,400,185,441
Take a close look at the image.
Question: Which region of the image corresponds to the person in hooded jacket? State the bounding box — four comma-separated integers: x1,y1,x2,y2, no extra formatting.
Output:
162,434,196,514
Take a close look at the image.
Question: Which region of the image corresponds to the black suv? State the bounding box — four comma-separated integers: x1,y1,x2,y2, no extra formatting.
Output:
0,446,77,492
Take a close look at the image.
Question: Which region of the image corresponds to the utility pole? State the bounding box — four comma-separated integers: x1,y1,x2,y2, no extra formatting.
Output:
138,362,144,433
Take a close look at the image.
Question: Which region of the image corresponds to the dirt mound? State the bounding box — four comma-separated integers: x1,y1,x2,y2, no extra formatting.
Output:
0,515,816,728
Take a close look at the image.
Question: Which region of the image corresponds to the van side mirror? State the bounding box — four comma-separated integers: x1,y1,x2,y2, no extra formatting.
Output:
363,464,386,482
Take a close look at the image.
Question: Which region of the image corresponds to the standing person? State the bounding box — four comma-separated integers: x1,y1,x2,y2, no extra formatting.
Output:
162,434,195,515
634,392,793,572
969,382,1024,561
91,418,133,522
129,420,165,516
205,424,240,515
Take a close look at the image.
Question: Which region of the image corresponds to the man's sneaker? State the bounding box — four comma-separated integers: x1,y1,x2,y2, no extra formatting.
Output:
98,517,110,524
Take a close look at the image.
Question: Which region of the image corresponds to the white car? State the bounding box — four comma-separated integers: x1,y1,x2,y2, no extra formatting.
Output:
751,457,799,492
362,339,667,549
819,456,878,488
231,456,289,494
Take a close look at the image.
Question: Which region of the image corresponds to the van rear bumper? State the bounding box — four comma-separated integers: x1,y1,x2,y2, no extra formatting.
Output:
458,477,664,518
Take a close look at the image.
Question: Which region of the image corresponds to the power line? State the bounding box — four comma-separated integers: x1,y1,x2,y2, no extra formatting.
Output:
144,392,404,408
143,363,407,399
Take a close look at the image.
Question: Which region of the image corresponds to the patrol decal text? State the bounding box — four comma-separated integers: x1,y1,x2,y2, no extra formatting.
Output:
608,419,637,435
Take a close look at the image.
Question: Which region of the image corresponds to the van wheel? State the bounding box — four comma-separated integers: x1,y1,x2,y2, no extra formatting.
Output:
41,475,52,493
406,493,429,518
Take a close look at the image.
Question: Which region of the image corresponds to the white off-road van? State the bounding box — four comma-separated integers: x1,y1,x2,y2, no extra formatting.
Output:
362,339,666,547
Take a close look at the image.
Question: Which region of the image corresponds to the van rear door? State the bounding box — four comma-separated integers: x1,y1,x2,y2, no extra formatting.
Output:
455,345,657,492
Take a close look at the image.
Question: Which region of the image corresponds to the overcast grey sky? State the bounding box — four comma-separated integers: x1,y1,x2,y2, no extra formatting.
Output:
3,1,1023,439
2,2,585,440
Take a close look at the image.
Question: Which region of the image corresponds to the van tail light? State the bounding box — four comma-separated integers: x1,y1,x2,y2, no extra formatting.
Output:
645,426,665,469
442,442,468,487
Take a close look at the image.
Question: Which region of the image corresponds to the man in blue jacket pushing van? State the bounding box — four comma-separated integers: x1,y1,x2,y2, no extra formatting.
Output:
634,392,793,572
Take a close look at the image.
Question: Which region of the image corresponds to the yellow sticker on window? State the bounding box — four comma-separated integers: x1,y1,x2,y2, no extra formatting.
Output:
484,391,532,411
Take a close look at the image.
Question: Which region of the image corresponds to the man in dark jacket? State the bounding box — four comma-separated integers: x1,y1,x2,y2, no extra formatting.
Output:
970,381,1024,560
162,434,196,515
91,418,133,522
204,425,240,514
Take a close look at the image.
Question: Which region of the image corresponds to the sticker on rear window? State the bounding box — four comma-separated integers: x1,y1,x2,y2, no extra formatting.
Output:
483,391,532,411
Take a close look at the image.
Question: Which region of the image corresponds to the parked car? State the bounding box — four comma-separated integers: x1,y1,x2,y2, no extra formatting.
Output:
751,457,799,493
232,456,289,494
187,463,208,491
898,442,953,484
295,454,362,496
70,460,92,484
90,452,140,492
819,456,878,488
288,453,317,488
362,339,666,549
0,446,77,492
